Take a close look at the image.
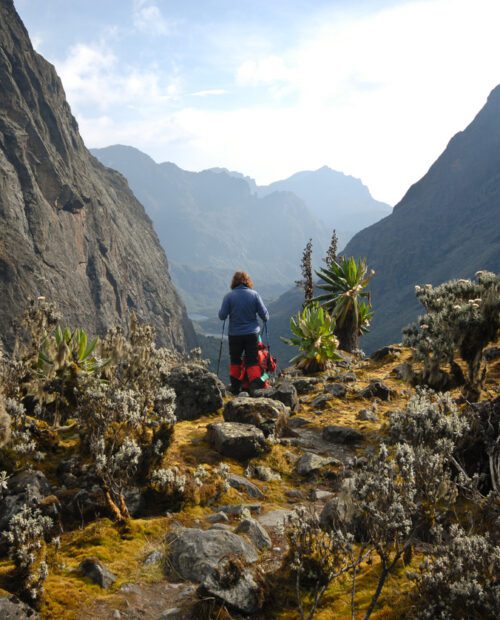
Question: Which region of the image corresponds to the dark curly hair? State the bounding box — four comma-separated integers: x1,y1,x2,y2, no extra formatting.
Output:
231,271,253,289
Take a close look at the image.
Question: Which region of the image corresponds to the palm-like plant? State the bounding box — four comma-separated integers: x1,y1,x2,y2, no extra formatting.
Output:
34,327,106,425
314,256,374,352
281,302,342,373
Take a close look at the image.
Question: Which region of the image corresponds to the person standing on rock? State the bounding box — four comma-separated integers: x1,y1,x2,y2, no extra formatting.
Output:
218,271,269,395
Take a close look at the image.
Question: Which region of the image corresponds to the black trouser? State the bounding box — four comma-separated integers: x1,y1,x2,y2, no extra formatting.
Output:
229,333,259,367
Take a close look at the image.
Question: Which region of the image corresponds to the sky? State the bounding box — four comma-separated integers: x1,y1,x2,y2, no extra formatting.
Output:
14,0,500,205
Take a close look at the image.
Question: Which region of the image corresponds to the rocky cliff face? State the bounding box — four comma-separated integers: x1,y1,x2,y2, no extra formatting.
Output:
0,0,196,351
344,85,500,351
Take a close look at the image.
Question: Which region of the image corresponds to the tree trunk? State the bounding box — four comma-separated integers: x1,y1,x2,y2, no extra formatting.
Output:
336,314,358,352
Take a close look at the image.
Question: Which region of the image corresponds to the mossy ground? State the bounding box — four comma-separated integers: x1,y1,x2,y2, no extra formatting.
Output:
2,345,498,618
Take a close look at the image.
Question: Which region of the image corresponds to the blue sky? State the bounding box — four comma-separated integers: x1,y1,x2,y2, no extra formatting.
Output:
15,0,500,204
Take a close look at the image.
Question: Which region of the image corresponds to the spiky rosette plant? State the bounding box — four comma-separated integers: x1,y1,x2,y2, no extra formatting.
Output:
403,271,500,401
314,256,374,352
282,302,342,373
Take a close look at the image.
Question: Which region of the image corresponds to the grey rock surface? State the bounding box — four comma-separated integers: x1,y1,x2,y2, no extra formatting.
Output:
207,422,269,460
165,527,258,582
249,465,281,482
235,518,272,550
199,560,265,614
324,383,347,398
165,365,225,420
289,377,322,394
79,557,117,588
223,396,289,437
227,474,264,499
296,452,339,475
322,425,364,444
0,1,196,351
254,382,299,412
357,409,378,422
0,470,57,532
310,394,333,409
0,596,40,619
357,380,393,401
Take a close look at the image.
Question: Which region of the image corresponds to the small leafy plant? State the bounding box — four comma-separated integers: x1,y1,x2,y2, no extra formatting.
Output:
282,302,342,373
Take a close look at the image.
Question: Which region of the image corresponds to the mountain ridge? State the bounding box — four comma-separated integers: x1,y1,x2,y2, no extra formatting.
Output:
343,83,500,351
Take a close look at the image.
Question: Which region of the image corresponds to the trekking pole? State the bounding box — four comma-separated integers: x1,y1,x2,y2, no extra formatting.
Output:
216,319,226,378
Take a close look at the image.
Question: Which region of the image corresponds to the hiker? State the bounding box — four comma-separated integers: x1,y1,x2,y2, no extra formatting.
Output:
218,271,269,395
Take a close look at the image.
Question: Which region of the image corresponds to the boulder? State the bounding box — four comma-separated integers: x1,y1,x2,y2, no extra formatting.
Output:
0,596,40,619
258,509,294,529
165,365,225,420
207,422,269,461
198,558,264,614
254,382,299,412
223,397,289,437
165,527,258,582
295,453,339,475
0,470,57,533
206,512,229,524
310,394,333,409
330,372,357,383
324,383,347,398
370,345,402,362
249,465,281,482
235,518,272,549
322,426,364,444
79,557,117,588
310,489,334,501
289,377,322,394
357,380,393,401
357,409,378,422
217,503,262,516
227,474,264,499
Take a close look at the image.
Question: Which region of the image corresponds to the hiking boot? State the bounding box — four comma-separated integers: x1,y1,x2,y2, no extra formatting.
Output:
229,377,242,395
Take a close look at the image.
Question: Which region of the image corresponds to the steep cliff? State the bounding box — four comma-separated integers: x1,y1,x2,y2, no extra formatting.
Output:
343,85,500,351
0,0,196,350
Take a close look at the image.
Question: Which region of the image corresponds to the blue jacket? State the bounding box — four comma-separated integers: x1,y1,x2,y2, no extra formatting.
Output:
218,285,269,336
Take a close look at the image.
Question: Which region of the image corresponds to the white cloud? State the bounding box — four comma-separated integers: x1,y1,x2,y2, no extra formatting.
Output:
191,89,228,97
58,41,181,111
236,56,290,86
58,0,500,205
132,0,171,36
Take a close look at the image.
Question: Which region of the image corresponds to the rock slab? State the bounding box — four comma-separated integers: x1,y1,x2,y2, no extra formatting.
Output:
207,422,269,461
165,365,225,420
223,396,289,437
165,527,258,582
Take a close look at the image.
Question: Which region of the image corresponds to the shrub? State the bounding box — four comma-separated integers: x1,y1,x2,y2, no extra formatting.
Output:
314,256,374,352
388,390,469,529
283,506,355,620
0,394,11,447
403,271,500,400
409,525,500,619
3,505,53,608
281,303,342,373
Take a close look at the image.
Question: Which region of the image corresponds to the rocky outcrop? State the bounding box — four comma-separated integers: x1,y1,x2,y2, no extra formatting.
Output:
165,527,258,582
223,396,289,437
0,1,196,351
164,365,225,420
207,422,269,461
